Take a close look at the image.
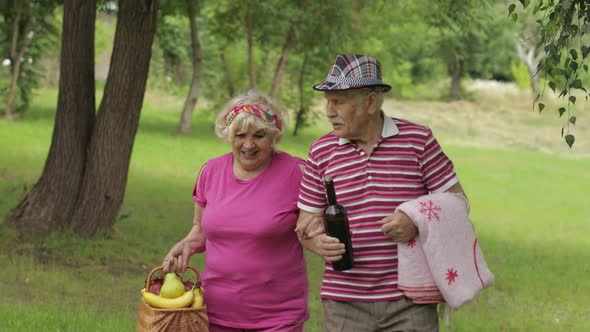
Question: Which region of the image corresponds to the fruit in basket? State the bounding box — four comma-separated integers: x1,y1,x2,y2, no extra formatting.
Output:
149,276,164,295
190,287,204,308
160,273,185,299
141,288,195,309
183,281,194,291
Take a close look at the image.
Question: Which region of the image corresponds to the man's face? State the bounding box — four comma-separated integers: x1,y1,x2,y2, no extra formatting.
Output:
324,90,369,140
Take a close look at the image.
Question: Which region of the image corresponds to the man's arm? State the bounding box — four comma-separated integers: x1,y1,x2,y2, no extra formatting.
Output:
446,181,468,201
379,180,468,242
296,210,345,262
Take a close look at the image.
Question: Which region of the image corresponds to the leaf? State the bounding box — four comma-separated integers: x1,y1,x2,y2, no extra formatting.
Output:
584,64,589,73
508,4,516,16
569,116,576,125
558,107,566,117
559,89,568,98
569,95,576,104
548,81,556,92
511,13,518,22
570,61,578,71
518,0,530,7
582,46,590,59
570,49,578,60
377,0,385,13
561,127,564,137
565,134,575,148
571,79,583,89
538,102,545,112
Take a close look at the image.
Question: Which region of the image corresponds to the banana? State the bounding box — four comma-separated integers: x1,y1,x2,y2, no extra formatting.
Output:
190,287,204,308
141,288,195,309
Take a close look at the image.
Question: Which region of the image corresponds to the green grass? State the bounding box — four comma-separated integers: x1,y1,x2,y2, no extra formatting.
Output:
1,88,589,331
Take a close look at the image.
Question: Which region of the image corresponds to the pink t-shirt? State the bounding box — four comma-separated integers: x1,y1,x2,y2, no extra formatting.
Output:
193,151,308,328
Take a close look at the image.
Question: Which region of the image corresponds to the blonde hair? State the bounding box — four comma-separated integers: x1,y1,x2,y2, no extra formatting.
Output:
215,90,288,144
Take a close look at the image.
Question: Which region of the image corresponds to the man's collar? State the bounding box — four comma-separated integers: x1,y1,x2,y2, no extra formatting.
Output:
337,112,399,145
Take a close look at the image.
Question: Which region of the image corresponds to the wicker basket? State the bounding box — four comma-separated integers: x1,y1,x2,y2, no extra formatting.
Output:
138,265,209,332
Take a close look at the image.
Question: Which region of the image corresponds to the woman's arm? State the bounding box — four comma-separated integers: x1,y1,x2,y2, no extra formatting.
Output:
162,204,206,273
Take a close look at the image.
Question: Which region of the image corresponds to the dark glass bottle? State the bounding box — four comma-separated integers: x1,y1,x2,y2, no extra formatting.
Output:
323,176,354,271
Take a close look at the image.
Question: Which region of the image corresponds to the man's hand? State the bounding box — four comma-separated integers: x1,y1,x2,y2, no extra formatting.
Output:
295,210,325,240
378,210,418,242
306,234,346,262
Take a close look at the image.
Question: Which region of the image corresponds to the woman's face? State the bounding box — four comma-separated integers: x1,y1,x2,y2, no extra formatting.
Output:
231,126,274,173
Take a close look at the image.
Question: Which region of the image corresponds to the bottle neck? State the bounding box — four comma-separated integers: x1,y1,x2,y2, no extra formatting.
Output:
325,179,338,205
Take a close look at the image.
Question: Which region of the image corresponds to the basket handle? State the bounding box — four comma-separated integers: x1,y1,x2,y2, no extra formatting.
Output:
145,265,202,290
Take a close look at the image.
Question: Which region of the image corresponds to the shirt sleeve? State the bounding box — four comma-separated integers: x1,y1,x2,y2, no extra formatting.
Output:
297,150,326,213
192,162,209,207
421,128,459,193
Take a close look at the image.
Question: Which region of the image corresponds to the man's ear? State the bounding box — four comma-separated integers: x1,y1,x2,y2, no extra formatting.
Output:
365,91,379,115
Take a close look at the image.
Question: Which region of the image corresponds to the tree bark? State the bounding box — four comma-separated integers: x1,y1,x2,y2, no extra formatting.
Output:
178,0,202,134
69,0,158,237
246,0,256,90
4,0,23,120
270,23,296,100
219,44,235,97
255,47,270,85
517,40,541,95
449,53,464,99
6,0,96,234
293,52,308,137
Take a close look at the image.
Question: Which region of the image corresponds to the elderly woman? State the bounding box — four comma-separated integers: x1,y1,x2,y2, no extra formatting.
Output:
162,91,309,332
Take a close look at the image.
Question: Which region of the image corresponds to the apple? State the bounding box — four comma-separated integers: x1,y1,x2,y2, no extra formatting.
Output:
148,276,164,295
183,281,194,291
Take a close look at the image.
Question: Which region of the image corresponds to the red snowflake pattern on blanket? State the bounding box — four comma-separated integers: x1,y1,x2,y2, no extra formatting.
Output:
407,239,417,248
446,268,459,285
419,200,442,222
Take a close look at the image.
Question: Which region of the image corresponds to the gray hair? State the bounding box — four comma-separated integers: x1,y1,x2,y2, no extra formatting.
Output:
215,90,287,144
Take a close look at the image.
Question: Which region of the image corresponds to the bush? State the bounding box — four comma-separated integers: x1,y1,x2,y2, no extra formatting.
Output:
511,61,531,90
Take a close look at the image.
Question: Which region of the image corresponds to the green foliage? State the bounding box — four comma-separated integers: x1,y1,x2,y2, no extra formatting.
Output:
511,0,590,147
511,60,532,89
0,0,60,113
1,90,590,331
95,13,115,62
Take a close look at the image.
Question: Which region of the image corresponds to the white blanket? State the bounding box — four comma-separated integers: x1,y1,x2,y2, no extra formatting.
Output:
397,192,495,309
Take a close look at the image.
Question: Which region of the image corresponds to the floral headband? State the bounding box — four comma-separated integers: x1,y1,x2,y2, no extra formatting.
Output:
224,102,282,130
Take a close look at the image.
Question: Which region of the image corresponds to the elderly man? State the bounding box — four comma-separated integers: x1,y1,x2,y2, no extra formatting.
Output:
296,54,467,331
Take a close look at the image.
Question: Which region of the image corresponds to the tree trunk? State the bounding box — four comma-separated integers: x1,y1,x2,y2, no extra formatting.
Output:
255,47,270,85
69,0,158,237
178,0,202,134
219,44,235,97
517,40,541,95
6,0,96,235
270,23,296,100
449,53,464,99
293,52,308,137
246,0,256,90
4,0,23,120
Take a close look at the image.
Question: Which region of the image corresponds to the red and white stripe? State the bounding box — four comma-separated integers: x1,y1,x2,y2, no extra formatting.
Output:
298,117,458,302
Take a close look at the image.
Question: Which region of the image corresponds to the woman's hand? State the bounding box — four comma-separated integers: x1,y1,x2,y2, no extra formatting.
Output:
162,239,202,273
295,210,325,241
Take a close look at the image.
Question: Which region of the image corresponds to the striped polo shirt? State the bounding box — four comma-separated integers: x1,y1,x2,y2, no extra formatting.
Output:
298,115,459,302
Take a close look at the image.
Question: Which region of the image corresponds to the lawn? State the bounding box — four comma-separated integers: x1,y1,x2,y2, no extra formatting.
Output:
0,87,589,331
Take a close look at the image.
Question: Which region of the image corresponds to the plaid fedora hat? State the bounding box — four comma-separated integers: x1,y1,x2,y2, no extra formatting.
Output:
313,54,391,92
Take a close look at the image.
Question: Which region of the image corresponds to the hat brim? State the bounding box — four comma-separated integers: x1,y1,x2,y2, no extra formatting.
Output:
313,81,391,92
